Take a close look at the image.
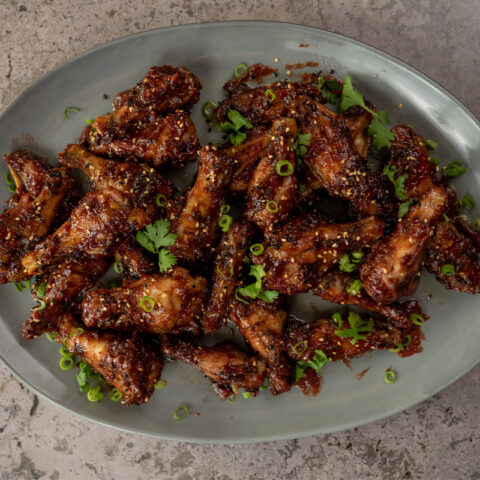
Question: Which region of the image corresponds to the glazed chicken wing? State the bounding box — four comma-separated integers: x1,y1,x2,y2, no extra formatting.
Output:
161,335,267,399
244,118,298,231
255,215,385,295
342,105,373,160
313,271,424,328
59,144,173,219
113,240,157,281
229,299,293,395
22,255,110,340
82,268,208,334
84,109,199,169
58,314,162,406
22,188,149,275
112,65,201,113
0,152,73,283
203,220,255,333
360,185,448,304
425,219,480,293
170,146,234,265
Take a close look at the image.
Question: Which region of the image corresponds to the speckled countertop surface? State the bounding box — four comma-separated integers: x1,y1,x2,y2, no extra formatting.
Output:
0,1,479,479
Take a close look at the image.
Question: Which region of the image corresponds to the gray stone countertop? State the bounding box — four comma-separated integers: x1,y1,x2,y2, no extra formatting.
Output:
0,1,479,479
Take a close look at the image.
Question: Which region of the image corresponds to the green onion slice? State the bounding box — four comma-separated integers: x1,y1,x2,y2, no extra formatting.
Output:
441,264,455,275
242,391,252,399
59,356,74,371
259,377,270,391
473,219,480,232
227,395,235,403
266,200,279,213
140,296,155,312
216,262,234,280
293,340,308,355
234,63,248,78
173,405,189,420
443,160,466,178
109,388,123,402
220,204,231,214
249,243,264,256
32,299,46,312
87,385,104,402
60,346,74,358
235,288,250,305
276,160,294,176
35,282,46,299
384,370,396,384
156,193,168,207
265,89,276,102
155,379,167,389
5,171,15,186
114,261,124,274
461,194,475,211
45,332,57,342
70,327,84,338
63,106,80,119
218,214,233,232
410,314,425,326
202,101,216,120
85,118,95,125
14,280,30,292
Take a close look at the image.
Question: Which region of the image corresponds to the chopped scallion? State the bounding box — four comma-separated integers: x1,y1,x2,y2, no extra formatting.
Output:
384,369,396,384
140,296,155,312
249,243,264,256
276,160,294,176
173,405,189,420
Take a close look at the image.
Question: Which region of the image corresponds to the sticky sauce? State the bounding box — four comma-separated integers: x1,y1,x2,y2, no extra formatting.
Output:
284,61,319,70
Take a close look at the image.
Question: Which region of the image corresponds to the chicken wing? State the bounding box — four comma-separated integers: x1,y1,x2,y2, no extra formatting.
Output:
425,219,480,293
161,335,267,399
170,146,234,265
22,188,149,275
203,220,255,333
360,185,448,304
81,267,208,334
58,314,162,406
84,109,199,169
342,105,373,160
113,240,157,281
284,314,405,362
255,215,385,295
59,144,173,219
0,154,73,283
244,118,298,231
22,255,110,340
229,299,293,395
313,271,424,328
388,125,436,200
112,65,201,113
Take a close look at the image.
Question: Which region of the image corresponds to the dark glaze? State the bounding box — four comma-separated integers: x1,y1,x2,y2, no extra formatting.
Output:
113,240,157,281
244,118,298,231
223,63,278,96
22,188,149,275
112,65,202,113
84,108,199,169
296,367,323,396
203,220,255,333
254,215,385,295
284,61,319,70
343,105,373,160
229,298,293,395
59,144,174,219
360,185,448,304
161,335,267,399
170,146,234,265
58,314,162,406
81,268,208,335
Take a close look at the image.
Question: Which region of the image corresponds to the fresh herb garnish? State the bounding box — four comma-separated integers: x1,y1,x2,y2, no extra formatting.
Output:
340,75,395,149
293,132,311,165
136,219,177,273
459,194,475,211
441,264,455,275
346,279,363,295
295,349,329,382
335,311,373,345
235,265,279,304
383,165,408,200
219,110,253,146
429,156,440,166
317,75,341,104
398,199,414,219
442,160,466,178
425,139,437,151
63,106,80,119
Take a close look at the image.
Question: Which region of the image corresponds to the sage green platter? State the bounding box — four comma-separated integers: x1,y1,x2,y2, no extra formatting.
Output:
0,21,479,443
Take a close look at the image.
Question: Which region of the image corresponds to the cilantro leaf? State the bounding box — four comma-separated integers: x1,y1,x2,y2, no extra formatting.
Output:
295,349,329,382
368,117,395,150
346,279,363,295
35,282,46,299
340,76,367,112
398,199,414,218
335,312,373,345
257,289,279,303
158,249,177,273
294,132,311,165
236,265,278,304
218,110,253,146
382,165,408,200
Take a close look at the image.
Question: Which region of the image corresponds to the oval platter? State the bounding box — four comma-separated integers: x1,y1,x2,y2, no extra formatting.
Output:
0,21,479,443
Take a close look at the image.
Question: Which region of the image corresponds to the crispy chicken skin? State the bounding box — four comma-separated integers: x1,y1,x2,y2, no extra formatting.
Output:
388,125,436,200
112,66,201,113
22,255,110,340
244,118,298,231
113,240,157,281
295,97,394,219
313,271,424,328
360,185,448,304
170,146,234,265
22,188,149,276
58,314,162,406
229,299,293,395
221,125,271,193
425,220,480,293
59,144,173,219
284,315,405,362
81,268,208,334
255,215,385,295
215,80,323,125
0,153,73,283
161,335,267,399
203,220,255,333
84,109,199,169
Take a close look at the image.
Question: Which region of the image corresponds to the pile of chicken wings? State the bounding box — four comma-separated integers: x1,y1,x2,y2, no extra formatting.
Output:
2,63,479,406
